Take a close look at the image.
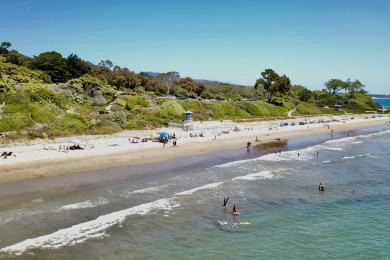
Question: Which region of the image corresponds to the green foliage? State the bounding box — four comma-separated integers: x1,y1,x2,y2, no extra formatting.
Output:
66,54,90,79
5,50,29,66
0,43,383,140
0,113,34,132
117,96,150,110
31,51,70,83
159,100,185,120
0,42,11,55
58,114,88,133
0,60,51,87
255,69,291,103
295,102,322,115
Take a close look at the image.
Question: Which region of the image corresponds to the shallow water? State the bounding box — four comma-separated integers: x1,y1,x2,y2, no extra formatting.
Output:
0,126,390,259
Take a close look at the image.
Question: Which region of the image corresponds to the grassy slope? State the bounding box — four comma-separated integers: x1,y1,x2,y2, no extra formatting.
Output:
0,61,382,140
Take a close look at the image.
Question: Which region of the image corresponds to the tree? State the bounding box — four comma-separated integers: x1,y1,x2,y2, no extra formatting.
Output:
254,68,291,103
31,51,70,82
5,50,26,65
348,80,365,96
324,79,345,95
0,42,11,54
158,71,180,94
194,83,205,96
98,59,114,70
173,77,197,96
66,54,90,79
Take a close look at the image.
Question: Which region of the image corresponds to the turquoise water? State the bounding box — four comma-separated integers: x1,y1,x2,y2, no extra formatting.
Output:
375,98,390,108
0,127,390,259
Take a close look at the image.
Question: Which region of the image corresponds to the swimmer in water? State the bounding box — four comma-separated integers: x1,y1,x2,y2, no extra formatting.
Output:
223,197,229,207
233,204,239,215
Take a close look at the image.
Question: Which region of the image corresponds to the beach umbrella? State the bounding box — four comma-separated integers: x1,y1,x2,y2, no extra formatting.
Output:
159,132,169,139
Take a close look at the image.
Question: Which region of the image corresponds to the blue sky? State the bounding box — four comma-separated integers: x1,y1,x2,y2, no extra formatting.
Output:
2,0,390,93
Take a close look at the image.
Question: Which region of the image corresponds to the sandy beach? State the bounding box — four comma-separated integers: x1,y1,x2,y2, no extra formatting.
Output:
0,114,388,184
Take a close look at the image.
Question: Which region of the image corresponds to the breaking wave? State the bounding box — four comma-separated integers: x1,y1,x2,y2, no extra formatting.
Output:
0,198,179,256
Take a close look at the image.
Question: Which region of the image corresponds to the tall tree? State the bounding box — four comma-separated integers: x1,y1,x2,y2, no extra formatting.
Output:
348,79,365,96
324,79,345,95
31,51,70,82
159,71,180,94
254,69,291,103
98,59,114,70
0,42,11,54
66,54,90,79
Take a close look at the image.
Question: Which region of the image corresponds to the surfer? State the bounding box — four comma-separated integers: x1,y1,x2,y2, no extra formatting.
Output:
223,197,229,207
319,183,325,192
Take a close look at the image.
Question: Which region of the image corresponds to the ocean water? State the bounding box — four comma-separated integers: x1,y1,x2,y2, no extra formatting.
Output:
374,98,390,108
0,127,390,259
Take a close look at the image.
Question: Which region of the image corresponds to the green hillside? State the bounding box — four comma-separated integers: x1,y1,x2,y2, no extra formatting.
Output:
0,42,382,140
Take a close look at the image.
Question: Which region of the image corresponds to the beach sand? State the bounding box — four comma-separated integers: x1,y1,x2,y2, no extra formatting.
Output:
0,114,388,184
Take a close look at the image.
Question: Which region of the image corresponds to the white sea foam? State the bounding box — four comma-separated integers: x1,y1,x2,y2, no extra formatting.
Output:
174,182,224,196
60,197,109,210
232,170,274,181
119,185,169,199
215,158,251,168
324,136,357,145
130,185,168,194
0,209,44,225
323,147,344,151
215,130,388,168
0,198,179,256
341,154,369,160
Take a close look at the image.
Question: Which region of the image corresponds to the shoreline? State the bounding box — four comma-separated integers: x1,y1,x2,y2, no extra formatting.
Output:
0,115,388,184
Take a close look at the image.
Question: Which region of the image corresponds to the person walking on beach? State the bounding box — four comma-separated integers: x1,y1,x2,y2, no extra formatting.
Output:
173,139,177,147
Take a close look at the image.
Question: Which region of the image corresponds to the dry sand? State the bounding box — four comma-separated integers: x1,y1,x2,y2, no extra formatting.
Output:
0,114,388,184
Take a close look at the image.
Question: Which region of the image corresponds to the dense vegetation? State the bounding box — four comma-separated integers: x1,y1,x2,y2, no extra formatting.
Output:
0,41,382,140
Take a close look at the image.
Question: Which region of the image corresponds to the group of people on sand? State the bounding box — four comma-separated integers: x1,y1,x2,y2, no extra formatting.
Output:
58,144,84,152
1,151,15,159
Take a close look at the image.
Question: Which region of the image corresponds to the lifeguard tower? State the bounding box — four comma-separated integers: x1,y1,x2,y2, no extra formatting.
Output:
184,111,193,122
168,111,194,131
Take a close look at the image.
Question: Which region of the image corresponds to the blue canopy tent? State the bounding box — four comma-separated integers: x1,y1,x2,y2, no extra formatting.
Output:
159,132,169,139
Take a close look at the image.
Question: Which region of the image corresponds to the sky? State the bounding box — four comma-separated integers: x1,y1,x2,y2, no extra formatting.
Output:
2,0,390,93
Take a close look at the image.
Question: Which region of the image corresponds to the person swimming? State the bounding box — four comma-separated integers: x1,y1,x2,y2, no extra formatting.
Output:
223,197,229,207
232,204,240,215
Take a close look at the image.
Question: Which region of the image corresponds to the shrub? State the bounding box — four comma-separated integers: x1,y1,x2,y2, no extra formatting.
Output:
0,113,34,132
